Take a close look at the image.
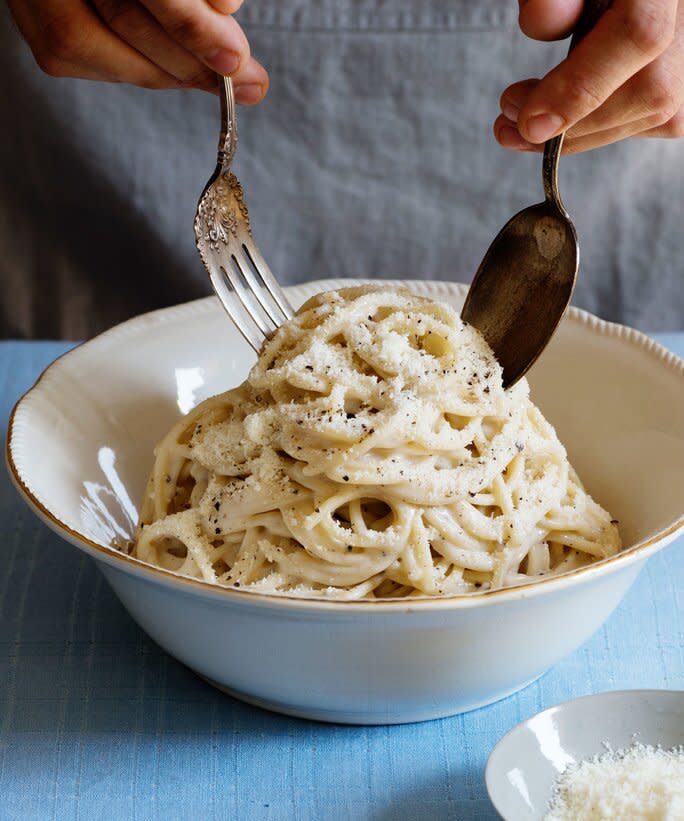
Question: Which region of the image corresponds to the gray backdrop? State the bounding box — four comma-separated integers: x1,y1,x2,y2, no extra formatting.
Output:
1,0,682,339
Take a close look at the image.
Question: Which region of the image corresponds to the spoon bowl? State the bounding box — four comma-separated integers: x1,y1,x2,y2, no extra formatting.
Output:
461,193,578,387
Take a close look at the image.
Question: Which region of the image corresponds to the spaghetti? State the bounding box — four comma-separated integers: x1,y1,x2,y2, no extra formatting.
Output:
134,286,620,598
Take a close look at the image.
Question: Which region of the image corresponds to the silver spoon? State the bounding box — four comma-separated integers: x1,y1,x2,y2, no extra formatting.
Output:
461,0,612,388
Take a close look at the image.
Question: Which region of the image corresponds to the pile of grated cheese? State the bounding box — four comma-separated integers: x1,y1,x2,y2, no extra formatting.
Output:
544,743,684,821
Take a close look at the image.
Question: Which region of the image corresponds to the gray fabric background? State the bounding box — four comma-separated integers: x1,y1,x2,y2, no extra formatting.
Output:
1,0,682,339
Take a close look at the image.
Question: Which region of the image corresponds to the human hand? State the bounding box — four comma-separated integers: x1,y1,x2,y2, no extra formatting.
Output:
7,0,268,103
495,0,684,153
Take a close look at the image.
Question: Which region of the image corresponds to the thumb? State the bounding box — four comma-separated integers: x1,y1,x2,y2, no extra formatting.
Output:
518,0,584,41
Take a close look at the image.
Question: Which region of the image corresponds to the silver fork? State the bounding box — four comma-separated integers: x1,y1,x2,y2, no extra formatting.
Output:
194,76,295,352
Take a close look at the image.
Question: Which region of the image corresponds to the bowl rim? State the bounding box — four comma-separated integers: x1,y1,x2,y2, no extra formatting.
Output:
484,687,684,819
6,278,684,612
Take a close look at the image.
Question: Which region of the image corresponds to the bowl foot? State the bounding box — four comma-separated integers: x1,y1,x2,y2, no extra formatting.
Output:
194,672,546,725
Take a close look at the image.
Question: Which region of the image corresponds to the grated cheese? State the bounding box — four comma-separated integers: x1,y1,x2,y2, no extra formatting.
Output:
544,742,684,821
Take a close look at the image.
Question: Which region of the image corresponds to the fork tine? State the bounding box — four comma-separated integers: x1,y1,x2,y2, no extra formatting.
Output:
241,244,296,321
210,269,264,353
233,248,284,329
225,255,274,338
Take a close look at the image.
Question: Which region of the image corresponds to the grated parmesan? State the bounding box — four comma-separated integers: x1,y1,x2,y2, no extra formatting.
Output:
544,742,684,821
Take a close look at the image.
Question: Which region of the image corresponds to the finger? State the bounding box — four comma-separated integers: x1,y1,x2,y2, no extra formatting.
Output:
560,106,684,145
496,112,660,154
92,0,215,89
562,116,665,152
518,0,583,41
641,104,684,137
193,55,270,101
501,58,684,141
493,115,538,151
499,78,540,124
232,56,269,105
566,57,684,137
12,0,180,87
517,0,678,144
139,0,250,76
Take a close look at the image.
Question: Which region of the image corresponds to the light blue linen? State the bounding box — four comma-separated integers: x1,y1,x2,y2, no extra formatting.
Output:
1,338,683,821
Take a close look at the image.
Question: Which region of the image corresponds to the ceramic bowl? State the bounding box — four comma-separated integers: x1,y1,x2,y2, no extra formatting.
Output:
486,689,684,819
7,280,684,724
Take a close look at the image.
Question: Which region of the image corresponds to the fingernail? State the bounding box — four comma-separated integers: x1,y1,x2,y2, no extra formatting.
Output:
234,83,264,104
524,113,565,143
205,48,241,76
502,101,520,123
498,125,536,151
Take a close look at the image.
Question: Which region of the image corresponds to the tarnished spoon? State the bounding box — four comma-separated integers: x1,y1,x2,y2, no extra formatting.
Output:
461,0,612,388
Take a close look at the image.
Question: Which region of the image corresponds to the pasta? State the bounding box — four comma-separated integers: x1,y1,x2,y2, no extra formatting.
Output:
134,286,621,599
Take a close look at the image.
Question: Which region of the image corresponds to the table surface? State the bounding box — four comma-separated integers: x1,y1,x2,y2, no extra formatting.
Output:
1,335,683,821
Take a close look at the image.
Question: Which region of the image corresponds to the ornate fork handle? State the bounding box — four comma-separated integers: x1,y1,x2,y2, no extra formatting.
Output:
218,76,238,170
195,77,251,257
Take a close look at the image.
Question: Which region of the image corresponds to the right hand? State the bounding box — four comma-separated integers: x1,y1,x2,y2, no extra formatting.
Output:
7,0,269,103
495,0,683,153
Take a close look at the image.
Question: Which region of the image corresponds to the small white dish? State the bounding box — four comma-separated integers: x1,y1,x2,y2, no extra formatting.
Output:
486,689,684,820
6,279,684,724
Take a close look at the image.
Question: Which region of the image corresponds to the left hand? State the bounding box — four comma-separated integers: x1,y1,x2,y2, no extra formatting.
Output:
495,0,684,153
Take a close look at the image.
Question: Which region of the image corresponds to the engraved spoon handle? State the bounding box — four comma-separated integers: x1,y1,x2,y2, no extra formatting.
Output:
543,0,613,210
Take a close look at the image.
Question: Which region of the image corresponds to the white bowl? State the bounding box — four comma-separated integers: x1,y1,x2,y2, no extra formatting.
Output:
7,280,684,724
486,689,684,820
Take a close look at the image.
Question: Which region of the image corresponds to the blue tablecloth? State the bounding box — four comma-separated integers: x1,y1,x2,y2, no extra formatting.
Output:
2,337,683,821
